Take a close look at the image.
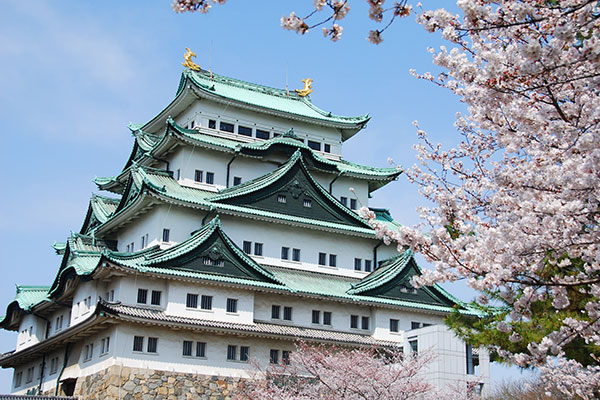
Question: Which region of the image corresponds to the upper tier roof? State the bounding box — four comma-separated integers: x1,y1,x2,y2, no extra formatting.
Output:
142,69,370,140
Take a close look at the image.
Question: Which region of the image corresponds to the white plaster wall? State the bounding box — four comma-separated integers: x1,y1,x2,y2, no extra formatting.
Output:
16,314,44,351
69,281,98,328
116,275,168,309
169,147,231,189
47,308,70,338
372,308,445,341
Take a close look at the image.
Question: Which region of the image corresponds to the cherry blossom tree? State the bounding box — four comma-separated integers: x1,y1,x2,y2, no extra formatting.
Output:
233,342,440,400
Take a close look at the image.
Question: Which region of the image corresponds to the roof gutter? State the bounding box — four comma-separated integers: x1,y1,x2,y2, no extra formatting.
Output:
373,241,383,269
329,171,344,194
225,150,240,188
54,342,72,396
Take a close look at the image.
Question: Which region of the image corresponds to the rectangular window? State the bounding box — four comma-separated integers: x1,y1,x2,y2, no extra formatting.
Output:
162,228,170,242
147,337,158,353
292,248,301,262
176,169,181,180
350,198,357,210
340,196,348,206
423,323,432,327
390,319,399,333
133,336,144,352
318,252,327,265
307,140,321,151
183,340,193,356
220,121,234,133
303,199,312,208
240,346,249,362
55,316,60,331
189,120,195,129
277,194,287,203
243,241,252,254
206,172,215,184
466,345,474,375
141,235,145,248
137,289,148,304
256,129,270,139
109,290,115,301
238,125,252,136
233,176,242,186
350,315,359,329
130,242,134,252
186,293,198,308
208,119,216,129
312,310,320,324
411,321,422,330
196,342,206,357
194,170,203,182
26,367,34,383
226,298,238,313
354,258,362,271
362,316,370,330
283,306,293,321
323,311,332,326
329,254,337,267
151,290,161,306
200,295,213,310
271,305,281,319
409,339,418,354
324,144,331,153
254,242,263,256
282,350,291,365
14,371,22,387
364,260,372,272
227,345,237,361
281,247,289,260
270,349,279,364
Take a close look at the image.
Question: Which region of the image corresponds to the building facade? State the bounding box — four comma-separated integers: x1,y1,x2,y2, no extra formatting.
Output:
0,66,489,398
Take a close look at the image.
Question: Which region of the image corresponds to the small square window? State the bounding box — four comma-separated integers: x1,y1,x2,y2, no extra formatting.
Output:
256,129,270,139
354,258,362,271
147,337,158,353
271,305,281,319
323,311,332,325
390,319,399,333
362,316,370,330
281,247,289,260
196,342,206,357
329,254,337,267
292,248,301,262
350,198,357,210
137,289,148,304
206,172,215,184
282,350,291,365
283,306,293,321
277,194,287,204
307,140,321,151
303,199,312,208
189,120,195,129
324,144,331,153
340,196,348,206
350,315,359,329
227,298,238,313
220,121,234,133
227,345,237,360
409,340,418,353
200,295,213,310
238,125,252,136
133,336,144,352
233,176,242,186
411,321,422,330
243,241,252,254
240,346,250,362
186,293,198,308
312,310,320,324
208,119,216,129
194,170,203,182
254,242,263,256
364,260,372,272
270,349,279,364
162,228,170,242
151,290,161,306
318,252,326,265
183,340,193,356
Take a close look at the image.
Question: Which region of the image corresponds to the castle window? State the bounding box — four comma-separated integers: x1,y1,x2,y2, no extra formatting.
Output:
271,305,281,319
411,321,422,330
312,310,320,324
281,247,290,260
283,306,293,321
14,371,22,387
206,172,215,184
137,289,148,304
324,144,331,153
409,339,418,354
354,258,362,271
195,170,203,182
227,298,238,313
130,242,135,252
254,242,263,256
201,295,213,310
208,119,216,129
196,342,206,358
350,199,357,210
390,319,399,333
151,290,162,306
189,120,195,129
307,140,321,151
270,349,279,364
292,248,301,262
364,260,372,272
350,315,359,329
220,121,234,133
243,241,252,254
362,316,370,330
133,336,144,352
282,350,291,365
318,252,326,265
25,367,34,384
240,346,250,361
256,129,270,139
176,169,181,180
233,176,242,186
101,337,110,354
303,199,312,208
329,254,337,267
323,311,332,326
183,340,193,356
227,345,237,361
277,194,287,204
55,315,63,332
162,228,170,242
238,125,252,136
83,343,93,361
340,196,348,207
186,293,198,308
49,357,59,375
147,337,158,353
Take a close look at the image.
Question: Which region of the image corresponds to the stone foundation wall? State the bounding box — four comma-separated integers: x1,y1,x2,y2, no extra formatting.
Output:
73,366,245,400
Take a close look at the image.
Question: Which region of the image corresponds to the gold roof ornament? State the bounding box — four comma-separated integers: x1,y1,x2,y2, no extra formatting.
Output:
295,78,313,97
182,48,201,71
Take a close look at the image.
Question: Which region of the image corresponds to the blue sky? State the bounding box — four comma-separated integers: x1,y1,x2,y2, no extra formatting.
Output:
0,0,531,391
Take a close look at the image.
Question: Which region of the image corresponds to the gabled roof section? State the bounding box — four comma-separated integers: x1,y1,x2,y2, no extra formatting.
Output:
210,150,371,228
347,250,463,309
80,193,120,234
106,216,282,284
0,286,50,329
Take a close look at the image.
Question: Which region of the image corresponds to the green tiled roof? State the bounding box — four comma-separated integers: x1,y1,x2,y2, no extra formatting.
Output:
372,208,403,231
348,250,413,294
13,286,50,311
